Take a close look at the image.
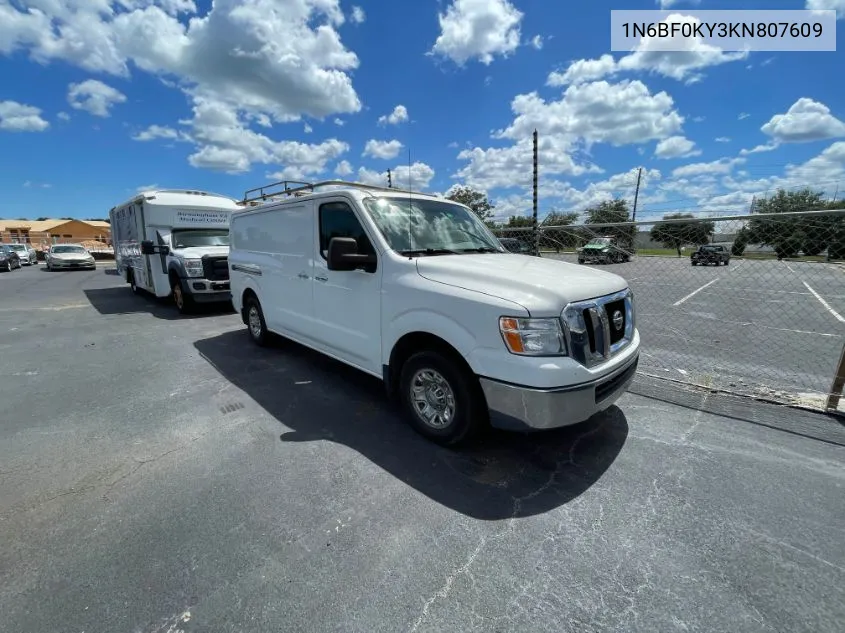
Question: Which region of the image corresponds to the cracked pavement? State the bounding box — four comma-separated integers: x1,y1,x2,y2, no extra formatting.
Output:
1,265,844,632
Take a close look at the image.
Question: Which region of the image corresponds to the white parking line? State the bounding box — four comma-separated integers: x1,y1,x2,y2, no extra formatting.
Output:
785,262,798,274
803,281,845,323
673,278,720,307
730,260,746,272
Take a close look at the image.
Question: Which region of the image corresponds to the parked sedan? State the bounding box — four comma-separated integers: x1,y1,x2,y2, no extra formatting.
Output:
46,244,96,271
0,244,22,271
5,243,37,265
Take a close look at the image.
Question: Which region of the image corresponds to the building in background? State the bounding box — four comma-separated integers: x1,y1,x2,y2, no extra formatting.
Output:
0,219,111,254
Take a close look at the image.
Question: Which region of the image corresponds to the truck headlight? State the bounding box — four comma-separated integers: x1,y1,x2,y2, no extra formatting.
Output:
499,317,567,356
183,258,204,278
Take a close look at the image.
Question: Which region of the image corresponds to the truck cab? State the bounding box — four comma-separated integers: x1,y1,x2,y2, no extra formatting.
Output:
229,180,640,446
109,190,242,313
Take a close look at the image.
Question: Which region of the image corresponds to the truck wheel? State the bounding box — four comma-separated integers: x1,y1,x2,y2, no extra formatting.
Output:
171,277,194,315
244,296,269,346
398,350,485,447
725,259,730,266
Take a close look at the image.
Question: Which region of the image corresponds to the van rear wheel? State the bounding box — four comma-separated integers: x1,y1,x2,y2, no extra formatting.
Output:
398,350,485,446
245,296,269,346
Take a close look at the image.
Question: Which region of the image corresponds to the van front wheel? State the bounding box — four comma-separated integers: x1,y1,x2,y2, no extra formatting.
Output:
399,351,484,446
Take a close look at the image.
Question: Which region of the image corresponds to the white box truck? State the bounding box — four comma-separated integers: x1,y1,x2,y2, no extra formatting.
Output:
228,180,640,446
110,189,243,314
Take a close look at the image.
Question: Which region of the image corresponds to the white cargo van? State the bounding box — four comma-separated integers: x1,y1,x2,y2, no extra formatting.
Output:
229,180,640,446
110,189,243,314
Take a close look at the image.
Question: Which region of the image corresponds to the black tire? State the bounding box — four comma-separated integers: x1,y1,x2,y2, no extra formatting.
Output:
577,259,584,265
244,295,269,346
398,350,486,447
691,261,697,266
725,259,730,266
171,276,194,315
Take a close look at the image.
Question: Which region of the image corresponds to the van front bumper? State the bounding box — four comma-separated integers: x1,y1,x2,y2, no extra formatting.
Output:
479,354,638,432
182,277,231,303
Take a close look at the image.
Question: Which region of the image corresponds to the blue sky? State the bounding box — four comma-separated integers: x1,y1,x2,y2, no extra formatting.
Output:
1,0,844,222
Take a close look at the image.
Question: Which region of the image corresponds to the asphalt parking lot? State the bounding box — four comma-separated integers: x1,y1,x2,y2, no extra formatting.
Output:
2,262,844,633
546,253,845,405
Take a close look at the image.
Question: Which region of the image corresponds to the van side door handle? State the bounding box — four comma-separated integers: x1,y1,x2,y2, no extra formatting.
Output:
315,275,328,282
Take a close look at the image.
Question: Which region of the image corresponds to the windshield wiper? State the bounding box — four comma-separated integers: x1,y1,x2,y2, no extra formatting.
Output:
400,248,461,257
455,246,503,253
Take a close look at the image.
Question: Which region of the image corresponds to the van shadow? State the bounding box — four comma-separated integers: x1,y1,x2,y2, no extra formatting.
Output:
83,287,236,321
194,330,629,520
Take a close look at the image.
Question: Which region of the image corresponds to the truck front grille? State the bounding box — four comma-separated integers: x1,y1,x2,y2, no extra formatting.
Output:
202,256,229,281
562,289,635,368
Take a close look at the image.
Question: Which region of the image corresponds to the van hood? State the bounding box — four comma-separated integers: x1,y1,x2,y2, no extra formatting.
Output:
171,245,230,258
415,253,629,314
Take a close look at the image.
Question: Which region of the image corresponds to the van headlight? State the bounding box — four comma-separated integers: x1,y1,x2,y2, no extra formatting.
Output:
499,317,567,356
183,258,204,278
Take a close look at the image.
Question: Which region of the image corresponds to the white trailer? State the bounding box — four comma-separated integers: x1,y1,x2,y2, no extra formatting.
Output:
109,189,243,314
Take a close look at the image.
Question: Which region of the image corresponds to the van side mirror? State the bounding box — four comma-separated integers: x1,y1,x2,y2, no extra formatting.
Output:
140,240,169,255
327,237,376,271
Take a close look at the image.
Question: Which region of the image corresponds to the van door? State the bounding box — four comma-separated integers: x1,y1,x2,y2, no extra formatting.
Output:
311,199,382,374
264,202,315,337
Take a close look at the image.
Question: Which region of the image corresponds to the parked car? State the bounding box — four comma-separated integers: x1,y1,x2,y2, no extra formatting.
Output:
577,237,631,264
45,244,97,271
691,244,730,266
229,180,640,447
0,244,22,271
5,243,36,265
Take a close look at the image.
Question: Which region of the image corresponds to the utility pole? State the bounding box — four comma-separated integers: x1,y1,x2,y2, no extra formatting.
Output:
631,166,643,222
532,129,539,257
386,169,392,188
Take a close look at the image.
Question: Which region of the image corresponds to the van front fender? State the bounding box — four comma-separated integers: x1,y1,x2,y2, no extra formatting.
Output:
384,310,479,370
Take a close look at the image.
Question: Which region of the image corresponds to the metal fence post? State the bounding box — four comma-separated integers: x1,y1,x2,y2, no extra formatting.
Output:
826,341,845,413
532,129,539,257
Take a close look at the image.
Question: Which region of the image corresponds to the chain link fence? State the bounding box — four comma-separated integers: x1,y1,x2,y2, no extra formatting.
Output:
492,209,845,412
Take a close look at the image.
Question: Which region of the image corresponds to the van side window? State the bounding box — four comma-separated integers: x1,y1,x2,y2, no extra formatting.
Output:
319,202,375,258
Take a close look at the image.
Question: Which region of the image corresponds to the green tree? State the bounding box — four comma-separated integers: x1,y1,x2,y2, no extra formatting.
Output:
650,213,715,257
731,227,750,256
446,185,495,225
746,188,828,258
541,210,580,252
582,198,634,248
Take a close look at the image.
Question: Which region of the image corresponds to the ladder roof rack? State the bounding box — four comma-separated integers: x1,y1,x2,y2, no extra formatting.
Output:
241,179,440,205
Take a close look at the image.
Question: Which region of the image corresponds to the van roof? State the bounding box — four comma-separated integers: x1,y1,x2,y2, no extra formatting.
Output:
238,179,444,208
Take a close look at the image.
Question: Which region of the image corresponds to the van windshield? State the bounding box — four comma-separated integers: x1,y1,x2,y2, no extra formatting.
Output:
362,197,504,255
171,229,229,248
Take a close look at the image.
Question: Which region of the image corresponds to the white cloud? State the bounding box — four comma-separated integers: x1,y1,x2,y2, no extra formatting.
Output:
183,97,348,175
363,139,403,160
23,180,52,188
739,142,779,156
658,0,701,7
671,157,745,179
357,166,386,186
806,1,845,19
67,79,126,117
760,98,845,143
548,13,746,86
136,183,159,193
529,35,543,50
738,112,750,120
430,0,523,66
378,105,408,126
497,80,684,147
715,136,731,143
334,118,345,126
654,135,701,159
57,111,70,121
350,5,365,23
0,100,49,132
393,161,435,189
454,79,683,191
304,123,313,133
335,159,353,176
0,0,362,126
132,124,190,142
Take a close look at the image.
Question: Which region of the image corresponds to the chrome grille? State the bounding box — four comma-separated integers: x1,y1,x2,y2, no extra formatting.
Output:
561,288,635,368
